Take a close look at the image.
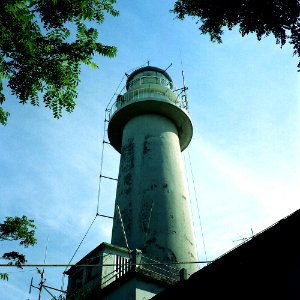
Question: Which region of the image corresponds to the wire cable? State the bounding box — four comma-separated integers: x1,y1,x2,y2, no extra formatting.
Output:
187,149,208,263
183,150,200,268
64,214,98,272
116,205,130,252
105,75,126,110
96,110,109,214
61,214,98,291
0,260,213,268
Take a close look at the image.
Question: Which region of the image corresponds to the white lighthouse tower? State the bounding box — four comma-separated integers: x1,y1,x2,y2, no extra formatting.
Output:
108,65,197,273
65,65,198,300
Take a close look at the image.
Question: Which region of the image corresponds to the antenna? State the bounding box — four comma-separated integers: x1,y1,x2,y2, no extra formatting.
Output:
28,277,33,298
181,69,189,110
233,228,254,244
170,60,189,110
28,237,67,299
179,54,189,111
27,237,49,300
37,236,49,300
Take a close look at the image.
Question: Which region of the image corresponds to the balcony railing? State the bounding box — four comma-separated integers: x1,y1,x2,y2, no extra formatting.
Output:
108,86,188,120
100,251,181,288
139,254,181,282
101,254,131,287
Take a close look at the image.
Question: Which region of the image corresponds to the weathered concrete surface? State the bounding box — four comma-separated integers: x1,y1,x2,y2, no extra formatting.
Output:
111,113,198,276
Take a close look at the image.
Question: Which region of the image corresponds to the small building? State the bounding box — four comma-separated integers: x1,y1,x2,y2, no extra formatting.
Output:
65,242,183,299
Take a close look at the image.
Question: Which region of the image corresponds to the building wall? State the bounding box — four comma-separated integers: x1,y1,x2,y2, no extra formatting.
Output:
102,276,166,300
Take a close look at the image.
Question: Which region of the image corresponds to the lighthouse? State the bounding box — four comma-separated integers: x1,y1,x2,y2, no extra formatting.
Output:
65,65,198,299
108,65,197,273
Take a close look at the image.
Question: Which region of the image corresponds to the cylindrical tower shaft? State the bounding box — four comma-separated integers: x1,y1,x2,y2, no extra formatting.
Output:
108,66,198,276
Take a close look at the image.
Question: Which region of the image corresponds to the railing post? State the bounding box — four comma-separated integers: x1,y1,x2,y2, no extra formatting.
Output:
179,268,188,281
131,249,142,271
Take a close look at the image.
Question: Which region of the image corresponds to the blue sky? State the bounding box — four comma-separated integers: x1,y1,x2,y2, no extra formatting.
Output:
0,1,299,299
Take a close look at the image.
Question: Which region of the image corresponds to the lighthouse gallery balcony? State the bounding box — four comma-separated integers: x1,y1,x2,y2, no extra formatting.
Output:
108,68,193,153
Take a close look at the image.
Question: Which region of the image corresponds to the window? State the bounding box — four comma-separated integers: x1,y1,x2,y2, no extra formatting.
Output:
71,269,84,291
86,256,100,282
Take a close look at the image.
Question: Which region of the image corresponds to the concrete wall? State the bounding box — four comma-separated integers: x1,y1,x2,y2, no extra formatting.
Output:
111,113,198,276
103,276,166,300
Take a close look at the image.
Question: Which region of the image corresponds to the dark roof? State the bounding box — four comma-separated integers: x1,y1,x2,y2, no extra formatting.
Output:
153,209,300,300
64,242,129,275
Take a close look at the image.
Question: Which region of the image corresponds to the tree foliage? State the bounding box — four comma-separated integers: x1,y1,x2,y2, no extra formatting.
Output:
0,0,119,125
172,0,300,70
0,216,37,280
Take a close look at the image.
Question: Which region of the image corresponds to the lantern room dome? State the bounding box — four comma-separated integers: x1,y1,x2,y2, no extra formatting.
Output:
126,66,173,90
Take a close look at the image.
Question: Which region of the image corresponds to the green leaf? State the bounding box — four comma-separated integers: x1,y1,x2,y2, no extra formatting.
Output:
0,216,37,247
0,0,119,125
0,107,10,126
0,273,9,281
172,0,300,70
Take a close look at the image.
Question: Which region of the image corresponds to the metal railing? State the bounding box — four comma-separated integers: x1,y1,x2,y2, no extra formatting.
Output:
108,86,188,120
139,255,181,282
67,251,183,298
100,252,180,288
101,254,131,287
